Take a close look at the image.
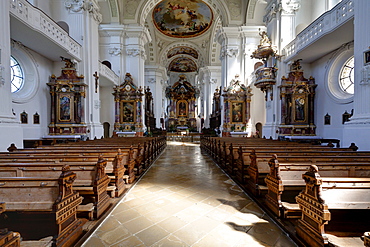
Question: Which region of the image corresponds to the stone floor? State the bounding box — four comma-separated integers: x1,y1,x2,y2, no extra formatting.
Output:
82,142,298,247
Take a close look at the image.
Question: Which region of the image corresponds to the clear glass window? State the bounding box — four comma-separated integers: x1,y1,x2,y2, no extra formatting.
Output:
339,56,354,94
10,56,24,93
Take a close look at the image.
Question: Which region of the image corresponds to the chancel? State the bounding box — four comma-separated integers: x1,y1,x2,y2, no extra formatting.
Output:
1,0,370,246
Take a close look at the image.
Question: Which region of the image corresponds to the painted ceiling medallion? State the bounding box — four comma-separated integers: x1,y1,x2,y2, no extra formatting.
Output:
168,46,199,59
169,57,197,72
153,0,213,38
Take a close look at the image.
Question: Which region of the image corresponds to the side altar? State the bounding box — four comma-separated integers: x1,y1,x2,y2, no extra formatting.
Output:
222,75,253,136
113,73,144,136
278,60,317,136
47,57,87,136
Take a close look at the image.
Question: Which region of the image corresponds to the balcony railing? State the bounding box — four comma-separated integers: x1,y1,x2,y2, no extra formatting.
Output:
9,0,81,60
284,0,353,60
99,62,120,85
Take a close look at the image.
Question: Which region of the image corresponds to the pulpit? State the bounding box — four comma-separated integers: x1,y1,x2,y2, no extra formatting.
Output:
113,73,144,135
47,57,87,136
278,60,317,136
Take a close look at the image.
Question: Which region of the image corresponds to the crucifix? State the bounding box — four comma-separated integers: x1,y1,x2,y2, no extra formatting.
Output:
93,71,99,93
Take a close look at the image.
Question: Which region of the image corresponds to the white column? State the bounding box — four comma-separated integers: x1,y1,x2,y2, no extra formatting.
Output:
145,65,167,128
217,27,242,132
240,26,266,135
343,0,370,150
62,0,103,139
124,24,151,132
0,1,23,151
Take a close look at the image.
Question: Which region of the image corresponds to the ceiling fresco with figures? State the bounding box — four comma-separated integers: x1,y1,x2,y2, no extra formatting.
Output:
152,0,213,38
168,57,198,72
167,46,199,59
109,0,257,71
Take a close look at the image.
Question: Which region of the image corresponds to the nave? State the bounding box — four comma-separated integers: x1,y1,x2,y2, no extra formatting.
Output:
82,142,297,247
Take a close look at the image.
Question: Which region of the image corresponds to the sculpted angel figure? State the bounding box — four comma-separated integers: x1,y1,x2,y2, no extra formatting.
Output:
259,30,272,47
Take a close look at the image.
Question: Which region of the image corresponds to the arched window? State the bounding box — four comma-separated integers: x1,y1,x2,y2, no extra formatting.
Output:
339,56,354,94
325,43,354,103
10,56,24,93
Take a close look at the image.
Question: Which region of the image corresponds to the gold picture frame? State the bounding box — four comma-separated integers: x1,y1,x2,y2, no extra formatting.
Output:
58,94,73,122
230,101,244,123
121,101,136,123
177,100,188,117
293,95,307,122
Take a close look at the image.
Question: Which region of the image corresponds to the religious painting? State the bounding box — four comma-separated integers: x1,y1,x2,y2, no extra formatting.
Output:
231,101,244,123
33,112,40,124
58,95,72,121
293,95,306,122
20,111,28,124
177,100,188,117
167,46,198,59
152,0,213,38
121,101,135,123
169,57,197,72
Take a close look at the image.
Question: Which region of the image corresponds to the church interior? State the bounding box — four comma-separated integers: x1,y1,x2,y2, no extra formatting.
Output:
1,0,370,246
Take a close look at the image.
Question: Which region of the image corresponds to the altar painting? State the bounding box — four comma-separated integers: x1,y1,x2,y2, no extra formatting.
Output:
121,101,135,123
59,95,72,121
293,95,307,122
153,0,213,38
177,100,188,117
231,101,244,123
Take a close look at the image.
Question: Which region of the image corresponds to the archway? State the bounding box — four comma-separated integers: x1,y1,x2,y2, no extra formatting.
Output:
255,122,262,138
103,122,110,138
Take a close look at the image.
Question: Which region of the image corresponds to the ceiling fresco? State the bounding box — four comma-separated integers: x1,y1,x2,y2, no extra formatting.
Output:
152,0,213,38
168,57,197,72
167,46,199,59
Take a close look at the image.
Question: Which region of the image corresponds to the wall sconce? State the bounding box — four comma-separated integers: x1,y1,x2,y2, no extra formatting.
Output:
0,66,5,86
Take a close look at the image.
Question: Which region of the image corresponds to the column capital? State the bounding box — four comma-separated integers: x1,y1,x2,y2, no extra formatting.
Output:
281,0,301,15
124,25,152,46
65,0,102,23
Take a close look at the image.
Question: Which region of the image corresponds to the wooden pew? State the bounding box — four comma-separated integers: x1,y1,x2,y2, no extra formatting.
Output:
295,165,370,247
238,149,370,197
0,148,137,187
0,165,85,247
0,155,115,219
0,203,21,247
263,155,370,218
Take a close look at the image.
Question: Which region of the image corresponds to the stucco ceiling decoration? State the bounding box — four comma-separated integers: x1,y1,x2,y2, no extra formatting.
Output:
152,0,214,38
168,57,198,72
167,46,199,59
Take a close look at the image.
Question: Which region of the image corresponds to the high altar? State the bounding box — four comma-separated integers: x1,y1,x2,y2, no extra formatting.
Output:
166,75,199,131
278,60,317,136
47,58,87,136
113,73,144,135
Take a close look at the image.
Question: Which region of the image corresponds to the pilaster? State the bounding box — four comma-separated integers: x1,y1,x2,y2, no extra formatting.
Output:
145,65,167,128
343,0,370,150
0,1,23,151
124,24,151,132
63,0,103,139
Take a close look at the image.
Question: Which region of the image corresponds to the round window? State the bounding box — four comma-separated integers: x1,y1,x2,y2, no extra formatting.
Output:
10,56,24,93
339,56,354,94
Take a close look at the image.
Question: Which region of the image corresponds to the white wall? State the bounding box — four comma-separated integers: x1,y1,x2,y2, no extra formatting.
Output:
11,48,54,140
310,52,354,144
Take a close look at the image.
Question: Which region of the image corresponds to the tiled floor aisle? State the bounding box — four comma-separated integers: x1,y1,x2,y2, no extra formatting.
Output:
82,142,298,247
